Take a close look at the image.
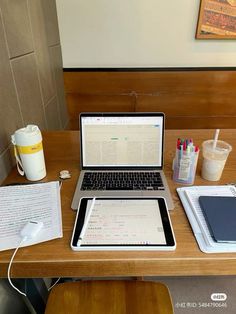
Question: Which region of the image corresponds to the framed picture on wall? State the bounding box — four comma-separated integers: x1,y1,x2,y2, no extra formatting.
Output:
196,0,236,39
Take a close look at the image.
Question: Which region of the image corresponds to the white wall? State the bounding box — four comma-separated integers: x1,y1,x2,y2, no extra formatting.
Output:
56,0,236,68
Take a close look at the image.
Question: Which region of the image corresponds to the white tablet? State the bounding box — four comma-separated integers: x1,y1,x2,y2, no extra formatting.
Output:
71,197,176,251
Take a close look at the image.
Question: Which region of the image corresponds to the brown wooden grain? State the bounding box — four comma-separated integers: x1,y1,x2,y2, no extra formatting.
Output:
45,281,173,314
64,71,236,94
1,129,236,278
67,93,135,129
64,70,236,129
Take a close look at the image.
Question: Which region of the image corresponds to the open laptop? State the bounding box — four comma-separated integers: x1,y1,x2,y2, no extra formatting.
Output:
71,112,174,210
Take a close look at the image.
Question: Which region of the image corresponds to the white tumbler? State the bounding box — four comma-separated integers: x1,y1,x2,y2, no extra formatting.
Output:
11,125,46,181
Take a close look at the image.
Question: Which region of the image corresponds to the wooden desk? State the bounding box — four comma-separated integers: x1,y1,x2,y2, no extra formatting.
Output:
1,129,236,278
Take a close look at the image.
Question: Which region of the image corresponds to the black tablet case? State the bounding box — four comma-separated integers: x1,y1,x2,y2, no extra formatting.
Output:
199,196,236,243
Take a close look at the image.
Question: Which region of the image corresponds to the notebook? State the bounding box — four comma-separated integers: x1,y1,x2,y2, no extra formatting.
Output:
199,196,236,243
71,113,174,210
177,185,236,253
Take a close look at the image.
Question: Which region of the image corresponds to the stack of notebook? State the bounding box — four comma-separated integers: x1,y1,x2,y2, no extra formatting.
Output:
177,185,236,253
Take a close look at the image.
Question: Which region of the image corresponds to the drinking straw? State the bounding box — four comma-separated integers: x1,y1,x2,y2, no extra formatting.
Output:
213,129,220,150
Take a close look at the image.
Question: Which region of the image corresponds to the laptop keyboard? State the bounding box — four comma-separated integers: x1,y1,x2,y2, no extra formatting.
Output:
81,172,165,191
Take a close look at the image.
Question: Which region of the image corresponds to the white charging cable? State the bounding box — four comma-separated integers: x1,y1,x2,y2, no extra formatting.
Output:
8,237,28,296
8,221,44,296
8,221,62,295
48,277,61,291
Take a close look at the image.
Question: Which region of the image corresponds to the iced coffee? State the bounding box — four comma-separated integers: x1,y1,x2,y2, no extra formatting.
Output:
201,140,232,181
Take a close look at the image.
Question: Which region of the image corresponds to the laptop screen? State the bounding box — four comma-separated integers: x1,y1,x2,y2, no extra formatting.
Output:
80,113,164,169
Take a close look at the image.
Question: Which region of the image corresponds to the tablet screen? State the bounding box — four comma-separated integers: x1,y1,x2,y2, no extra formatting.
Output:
71,197,175,248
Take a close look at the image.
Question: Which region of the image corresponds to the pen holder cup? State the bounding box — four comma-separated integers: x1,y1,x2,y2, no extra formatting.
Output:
173,149,199,185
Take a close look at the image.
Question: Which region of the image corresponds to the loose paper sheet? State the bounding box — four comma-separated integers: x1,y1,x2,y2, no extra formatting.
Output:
0,181,62,251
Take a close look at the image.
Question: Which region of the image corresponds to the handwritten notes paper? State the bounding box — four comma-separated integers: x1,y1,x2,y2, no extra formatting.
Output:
0,181,62,251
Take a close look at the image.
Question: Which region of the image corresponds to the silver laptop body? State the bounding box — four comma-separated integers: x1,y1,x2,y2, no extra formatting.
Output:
71,112,174,210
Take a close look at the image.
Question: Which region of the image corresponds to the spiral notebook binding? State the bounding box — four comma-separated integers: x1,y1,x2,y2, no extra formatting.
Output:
226,184,236,196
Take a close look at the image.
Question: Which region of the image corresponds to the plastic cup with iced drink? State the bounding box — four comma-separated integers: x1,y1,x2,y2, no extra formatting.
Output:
201,140,232,181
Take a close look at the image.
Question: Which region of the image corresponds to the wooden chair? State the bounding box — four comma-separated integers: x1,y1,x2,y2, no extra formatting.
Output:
45,280,173,314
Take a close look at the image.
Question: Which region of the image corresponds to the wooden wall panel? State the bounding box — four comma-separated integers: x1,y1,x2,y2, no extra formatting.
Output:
166,117,236,130
64,69,236,129
136,94,236,116
67,93,135,130
64,71,236,93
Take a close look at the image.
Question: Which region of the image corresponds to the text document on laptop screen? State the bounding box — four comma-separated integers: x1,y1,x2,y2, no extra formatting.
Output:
81,115,163,167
